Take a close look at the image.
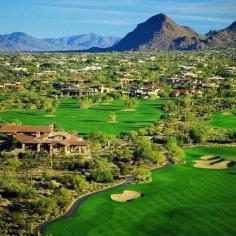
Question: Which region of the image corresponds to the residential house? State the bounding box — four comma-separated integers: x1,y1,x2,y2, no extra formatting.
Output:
0,124,90,156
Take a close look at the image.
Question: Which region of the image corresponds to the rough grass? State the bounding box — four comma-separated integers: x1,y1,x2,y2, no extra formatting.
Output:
44,146,236,236
0,99,164,136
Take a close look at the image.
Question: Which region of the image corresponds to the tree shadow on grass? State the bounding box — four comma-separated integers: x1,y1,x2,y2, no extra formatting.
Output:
140,112,161,115
91,108,120,112
59,104,77,109
122,120,151,124
18,112,37,116
80,120,102,123
144,104,162,109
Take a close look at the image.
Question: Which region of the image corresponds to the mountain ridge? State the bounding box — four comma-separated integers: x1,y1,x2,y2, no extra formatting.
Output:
82,14,235,53
0,14,235,52
0,32,120,51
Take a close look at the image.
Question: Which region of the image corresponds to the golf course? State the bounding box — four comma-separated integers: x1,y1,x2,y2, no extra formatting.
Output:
0,99,164,136
209,110,236,131
43,146,236,236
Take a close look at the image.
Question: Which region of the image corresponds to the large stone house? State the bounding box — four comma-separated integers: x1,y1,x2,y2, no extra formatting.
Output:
0,124,90,156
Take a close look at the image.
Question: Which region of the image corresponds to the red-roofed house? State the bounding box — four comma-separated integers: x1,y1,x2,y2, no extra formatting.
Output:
0,124,90,156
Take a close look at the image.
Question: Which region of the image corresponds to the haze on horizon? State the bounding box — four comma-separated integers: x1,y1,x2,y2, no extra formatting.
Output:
0,0,235,38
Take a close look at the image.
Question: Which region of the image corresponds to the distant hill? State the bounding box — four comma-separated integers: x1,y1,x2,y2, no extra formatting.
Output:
0,32,120,51
44,33,120,51
204,21,236,48
0,32,56,51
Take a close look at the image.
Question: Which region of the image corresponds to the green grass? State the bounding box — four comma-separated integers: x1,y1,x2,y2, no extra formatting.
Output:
0,94,7,101
209,110,236,130
44,146,236,236
0,99,164,136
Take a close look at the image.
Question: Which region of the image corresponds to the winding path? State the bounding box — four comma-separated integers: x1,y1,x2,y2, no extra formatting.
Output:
35,175,135,235
35,163,172,235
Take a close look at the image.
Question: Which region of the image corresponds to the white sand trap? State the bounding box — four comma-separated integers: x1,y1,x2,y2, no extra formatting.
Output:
222,111,233,116
200,155,218,160
111,190,142,202
194,156,231,169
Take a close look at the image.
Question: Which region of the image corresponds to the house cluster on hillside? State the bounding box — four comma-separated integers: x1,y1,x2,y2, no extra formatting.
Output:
35,70,57,77
11,66,28,74
162,65,232,97
1,51,235,99
225,66,236,75
0,82,23,92
0,124,90,156
52,78,163,99
52,80,115,97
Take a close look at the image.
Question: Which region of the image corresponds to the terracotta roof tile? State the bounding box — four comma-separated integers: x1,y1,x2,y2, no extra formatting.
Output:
0,125,52,133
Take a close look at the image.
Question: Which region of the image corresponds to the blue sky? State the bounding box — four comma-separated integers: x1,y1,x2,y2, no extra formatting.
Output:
0,0,235,38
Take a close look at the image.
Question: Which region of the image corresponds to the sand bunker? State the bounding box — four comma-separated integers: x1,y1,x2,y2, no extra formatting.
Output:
200,155,218,160
222,111,233,116
111,190,142,203
194,155,233,169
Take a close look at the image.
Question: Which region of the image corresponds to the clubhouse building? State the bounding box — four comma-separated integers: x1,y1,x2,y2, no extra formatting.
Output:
0,124,90,156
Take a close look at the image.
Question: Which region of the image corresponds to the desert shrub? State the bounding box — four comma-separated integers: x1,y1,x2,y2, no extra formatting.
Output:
79,97,93,109
134,137,165,164
166,136,185,163
35,197,57,215
108,113,117,123
67,175,88,193
91,169,114,183
124,97,138,109
134,168,152,183
55,187,73,210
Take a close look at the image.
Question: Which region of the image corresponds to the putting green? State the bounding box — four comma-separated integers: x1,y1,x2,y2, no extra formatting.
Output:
0,99,164,136
43,146,236,236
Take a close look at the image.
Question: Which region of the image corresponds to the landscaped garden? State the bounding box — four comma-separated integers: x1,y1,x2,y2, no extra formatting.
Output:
43,146,236,236
0,99,164,135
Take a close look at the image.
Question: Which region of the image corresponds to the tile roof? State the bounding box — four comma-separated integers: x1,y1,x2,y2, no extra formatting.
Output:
0,125,52,133
14,132,90,146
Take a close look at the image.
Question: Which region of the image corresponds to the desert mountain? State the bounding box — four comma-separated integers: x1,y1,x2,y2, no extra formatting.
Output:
204,21,236,48
110,13,199,51
0,32,56,51
0,32,120,51
87,14,235,52
45,33,120,51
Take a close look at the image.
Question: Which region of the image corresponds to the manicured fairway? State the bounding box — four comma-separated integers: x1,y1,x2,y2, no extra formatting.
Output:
209,110,236,130
0,99,164,136
44,146,236,236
